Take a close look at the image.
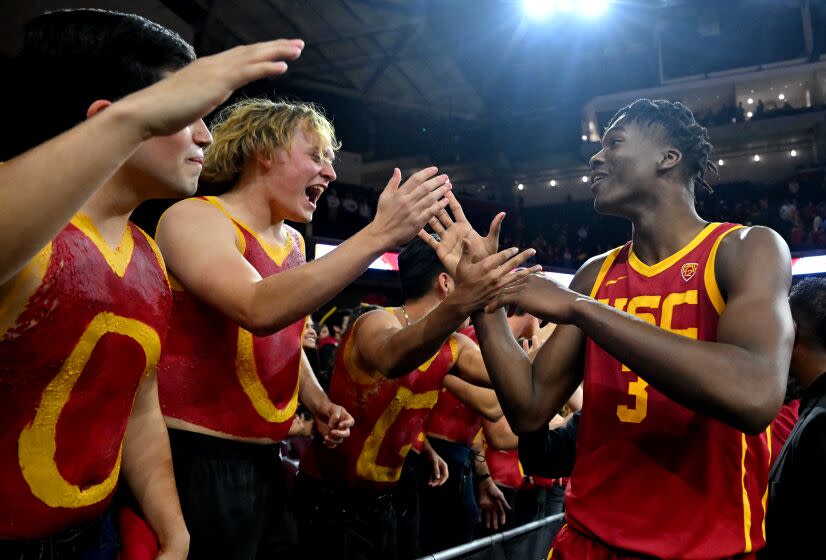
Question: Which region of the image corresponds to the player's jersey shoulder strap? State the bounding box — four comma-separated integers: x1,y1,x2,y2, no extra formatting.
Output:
703,223,746,315
588,244,627,299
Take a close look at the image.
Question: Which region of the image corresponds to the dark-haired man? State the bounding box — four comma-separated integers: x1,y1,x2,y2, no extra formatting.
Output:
763,277,826,558
0,8,304,558
297,218,539,560
460,99,794,558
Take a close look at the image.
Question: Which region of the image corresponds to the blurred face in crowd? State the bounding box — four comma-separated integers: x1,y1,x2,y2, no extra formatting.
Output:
303,319,318,349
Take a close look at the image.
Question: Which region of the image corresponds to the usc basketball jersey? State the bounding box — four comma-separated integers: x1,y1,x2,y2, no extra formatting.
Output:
301,311,459,490
158,196,305,441
0,216,170,538
565,222,771,558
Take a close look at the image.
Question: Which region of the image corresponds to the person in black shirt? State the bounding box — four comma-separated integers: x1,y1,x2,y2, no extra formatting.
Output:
763,277,826,558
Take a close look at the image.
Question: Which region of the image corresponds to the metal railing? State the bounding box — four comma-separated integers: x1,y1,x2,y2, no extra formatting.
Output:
416,513,564,560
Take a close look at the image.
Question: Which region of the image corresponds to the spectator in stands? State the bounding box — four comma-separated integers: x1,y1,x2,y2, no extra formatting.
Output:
754,99,765,117
763,278,826,558
735,102,746,122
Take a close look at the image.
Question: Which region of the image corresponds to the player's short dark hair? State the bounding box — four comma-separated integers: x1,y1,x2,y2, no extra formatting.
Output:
4,9,195,158
398,234,447,302
789,277,826,350
606,99,717,193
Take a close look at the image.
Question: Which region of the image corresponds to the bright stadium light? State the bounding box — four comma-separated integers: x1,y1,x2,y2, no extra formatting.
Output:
549,179,557,187
579,0,611,17
581,175,589,183
523,0,554,19
555,0,575,12
718,159,725,166
517,183,525,190
753,154,761,162
790,149,798,157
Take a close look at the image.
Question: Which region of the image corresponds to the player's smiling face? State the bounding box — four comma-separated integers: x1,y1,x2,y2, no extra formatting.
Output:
589,116,672,217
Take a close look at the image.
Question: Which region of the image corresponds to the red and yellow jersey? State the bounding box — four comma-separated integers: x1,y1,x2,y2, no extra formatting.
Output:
567,222,771,558
158,196,305,441
301,311,459,490
0,215,170,538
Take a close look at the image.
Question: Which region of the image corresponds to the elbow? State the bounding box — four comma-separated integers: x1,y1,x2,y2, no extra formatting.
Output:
481,404,503,423
738,390,784,436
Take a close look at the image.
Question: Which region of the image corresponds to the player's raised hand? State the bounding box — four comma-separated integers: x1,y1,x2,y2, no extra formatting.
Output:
368,167,452,248
418,192,505,275
122,39,305,138
450,241,542,314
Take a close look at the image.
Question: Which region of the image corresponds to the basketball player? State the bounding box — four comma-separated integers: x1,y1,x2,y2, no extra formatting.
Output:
154,98,454,558
451,100,794,558
0,9,305,558
297,227,540,560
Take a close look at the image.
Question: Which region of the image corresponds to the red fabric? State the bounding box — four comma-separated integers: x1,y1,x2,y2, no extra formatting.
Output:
567,223,770,558
549,523,758,560
424,327,484,446
317,336,338,350
117,507,159,560
301,316,459,490
487,448,524,489
0,221,170,538
770,399,800,466
159,197,305,441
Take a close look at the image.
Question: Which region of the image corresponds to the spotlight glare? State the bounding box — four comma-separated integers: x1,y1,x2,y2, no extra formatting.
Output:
753,154,761,162
581,135,588,141
555,0,575,12
517,183,525,190
549,179,557,187
790,149,798,157
581,175,589,183
578,0,610,17
747,111,753,118
779,93,786,101
718,159,725,166
523,0,554,19
747,98,753,104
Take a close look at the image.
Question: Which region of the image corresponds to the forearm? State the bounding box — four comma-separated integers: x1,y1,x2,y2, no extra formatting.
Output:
472,310,547,428
572,297,784,432
380,298,470,378
443,376,502,422
122,377,188,551
0,103,146,284
247,227,388,334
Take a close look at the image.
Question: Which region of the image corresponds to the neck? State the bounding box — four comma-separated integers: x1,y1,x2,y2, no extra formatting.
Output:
628,185,707,265
796,350,826,390
79,172,142,245
402,294,442,324
220,174,286,236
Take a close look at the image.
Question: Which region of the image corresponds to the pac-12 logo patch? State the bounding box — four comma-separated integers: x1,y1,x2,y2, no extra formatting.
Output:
680,262,698,282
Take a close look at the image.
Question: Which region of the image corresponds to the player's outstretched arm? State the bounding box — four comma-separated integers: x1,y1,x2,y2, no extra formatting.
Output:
155,167,450,336
354,245,539,379
0,39,304,286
